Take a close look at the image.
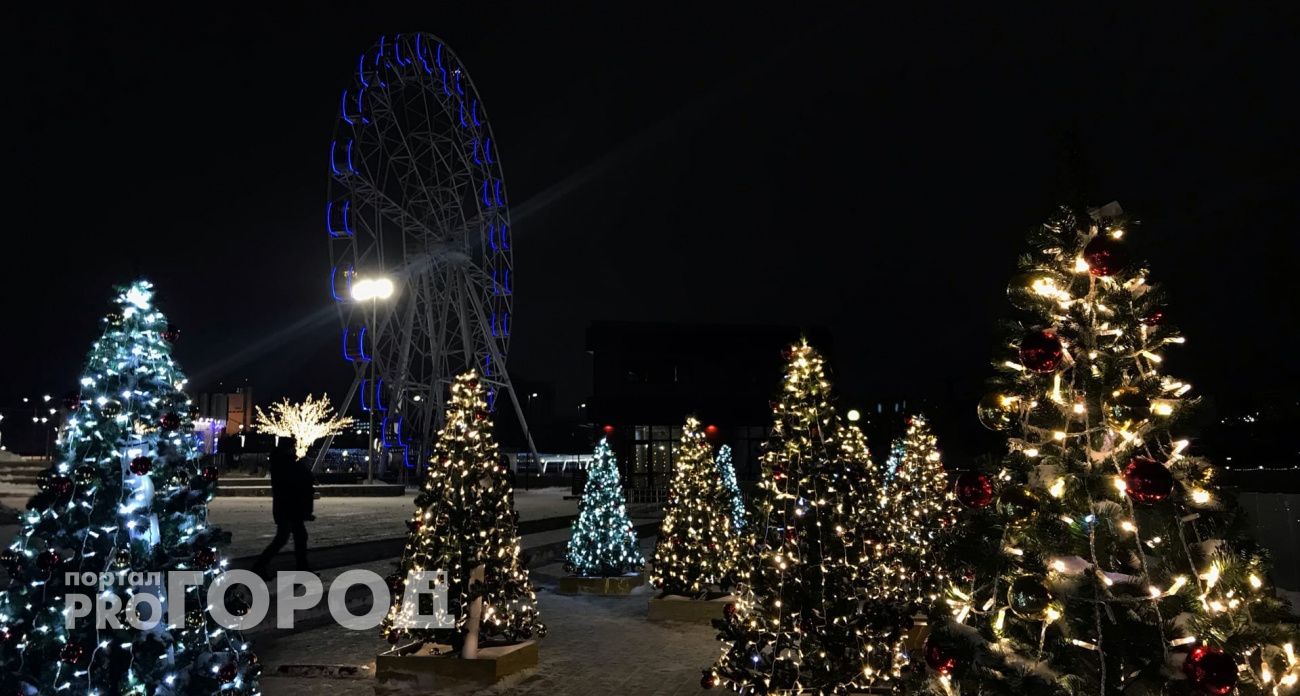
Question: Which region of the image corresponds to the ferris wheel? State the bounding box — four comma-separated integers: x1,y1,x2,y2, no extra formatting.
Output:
326,33,534,472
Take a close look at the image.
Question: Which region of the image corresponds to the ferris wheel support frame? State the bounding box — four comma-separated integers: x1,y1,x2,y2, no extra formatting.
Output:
312,271,539,479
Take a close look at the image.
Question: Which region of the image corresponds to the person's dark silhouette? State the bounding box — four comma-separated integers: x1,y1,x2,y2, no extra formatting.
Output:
252,439,314,573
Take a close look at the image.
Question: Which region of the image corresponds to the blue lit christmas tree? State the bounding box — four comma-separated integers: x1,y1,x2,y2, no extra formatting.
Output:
714,445,746,533
564,439,644,577
0,280,259,695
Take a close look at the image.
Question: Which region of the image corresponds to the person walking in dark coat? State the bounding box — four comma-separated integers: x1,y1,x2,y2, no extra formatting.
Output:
252,438,315,574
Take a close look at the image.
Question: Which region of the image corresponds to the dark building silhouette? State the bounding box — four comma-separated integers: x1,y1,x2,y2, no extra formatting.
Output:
586,321,831,488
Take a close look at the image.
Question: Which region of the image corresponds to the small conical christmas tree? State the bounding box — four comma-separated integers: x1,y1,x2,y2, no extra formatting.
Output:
857,413,961,692
707,341,886,694
715,445,747,533
565,438,644,577
382,371,544,656
650,416,740,597
883,437,905,483
0,280,259,695
840,419,883,512
921,205,1298,695
874,414,957,613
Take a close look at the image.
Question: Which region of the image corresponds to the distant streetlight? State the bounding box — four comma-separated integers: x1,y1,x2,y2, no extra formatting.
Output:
847,409,861,423
351,275,395,484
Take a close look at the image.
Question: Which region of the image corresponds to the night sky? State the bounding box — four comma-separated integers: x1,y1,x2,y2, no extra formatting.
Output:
5,5,1298,444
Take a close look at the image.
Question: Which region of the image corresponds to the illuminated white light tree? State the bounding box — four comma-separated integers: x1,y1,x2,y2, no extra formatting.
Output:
0,280,259,694
253,394,353,458
715,445,747,533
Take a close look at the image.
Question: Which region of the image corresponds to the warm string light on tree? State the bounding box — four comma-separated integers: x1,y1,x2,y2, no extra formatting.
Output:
252,394,353,458
873,414,957,613
716,445,748,534
565,438,644,578
921,205,1299,696
706,342,891,695
651,416,741,598
0,280,259,695
382,371,544,653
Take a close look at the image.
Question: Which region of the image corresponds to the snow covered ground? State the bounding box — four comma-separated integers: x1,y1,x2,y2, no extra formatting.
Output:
0,486,579,559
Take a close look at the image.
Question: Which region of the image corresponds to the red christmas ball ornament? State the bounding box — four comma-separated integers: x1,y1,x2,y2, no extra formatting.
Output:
201,466,220,482
160,412,182,430
60,642,86,664
218,661,239,682
130,456,153,476
37,550,62,572
954,472,994,509
406,519,423,533
47,475,74,498
1140,309,1165,326
1019,330,1064,373
1183,645,1238,695
62,392,82,412
723,603,738,620
1124,457,1174,504
602,424,615,436
700,672,718,690
1083,234,1128,277
924,636,961,676
193,547,219,569
161,324,181,343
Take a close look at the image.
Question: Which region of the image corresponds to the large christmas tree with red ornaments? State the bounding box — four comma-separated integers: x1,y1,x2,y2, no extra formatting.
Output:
0,280,258,695
920,206,1298,695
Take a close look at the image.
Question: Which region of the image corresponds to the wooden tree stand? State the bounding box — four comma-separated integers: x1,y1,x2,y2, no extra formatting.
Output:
647,593,736,623
375,640,538,689
558,573,645,595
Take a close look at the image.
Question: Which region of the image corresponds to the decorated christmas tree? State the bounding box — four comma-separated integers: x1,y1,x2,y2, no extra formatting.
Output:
715,445,747,534
922,205,1298,695
0,280,259,695
873,414,956,615
650,416,741,597
883,437,905,483
565,438,644,578
857,413,961,692
706,341,889,693
382,371,544,657
840,419,882,511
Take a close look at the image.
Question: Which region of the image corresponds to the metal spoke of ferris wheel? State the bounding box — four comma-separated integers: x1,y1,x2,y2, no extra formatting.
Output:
324,33,535,478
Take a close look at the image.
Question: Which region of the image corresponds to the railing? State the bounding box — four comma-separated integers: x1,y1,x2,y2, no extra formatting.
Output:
625,486,670,505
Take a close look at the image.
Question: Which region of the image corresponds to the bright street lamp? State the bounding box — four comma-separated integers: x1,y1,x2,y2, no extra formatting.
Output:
350,277,395,302
351,275,394,484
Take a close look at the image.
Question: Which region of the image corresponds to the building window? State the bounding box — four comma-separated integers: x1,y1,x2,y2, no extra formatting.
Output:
627,424,684,487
